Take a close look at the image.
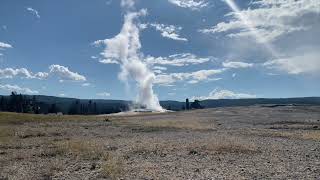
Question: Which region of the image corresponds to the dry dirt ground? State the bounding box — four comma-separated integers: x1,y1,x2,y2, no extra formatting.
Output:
0,105,320,179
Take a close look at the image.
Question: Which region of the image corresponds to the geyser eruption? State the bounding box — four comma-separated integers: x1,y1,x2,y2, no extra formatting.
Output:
94,1,163,111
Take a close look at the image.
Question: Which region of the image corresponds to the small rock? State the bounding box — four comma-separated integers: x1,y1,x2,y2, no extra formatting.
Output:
188,150,199,155
90,163,96,170
194,168,200,173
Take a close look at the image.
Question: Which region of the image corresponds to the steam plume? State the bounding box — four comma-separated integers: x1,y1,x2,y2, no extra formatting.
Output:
95,0,163,111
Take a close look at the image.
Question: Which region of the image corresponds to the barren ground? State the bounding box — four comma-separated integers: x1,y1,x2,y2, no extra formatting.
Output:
0,105,320,179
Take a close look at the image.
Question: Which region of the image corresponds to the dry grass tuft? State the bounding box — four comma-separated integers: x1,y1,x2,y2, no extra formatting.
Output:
143,120,211,130
189,136,260,155
16,129,46,139
113,118,213,131
56,139,107,160
248,129,320,141
101,153,124,180
0,112,106,125
301,131,320,141
0,126,16,144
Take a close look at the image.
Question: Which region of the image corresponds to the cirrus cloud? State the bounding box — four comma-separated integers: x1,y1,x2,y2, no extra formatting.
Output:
149,23,188,41
168,0,209,11
222,61,253,69
200,0,320,43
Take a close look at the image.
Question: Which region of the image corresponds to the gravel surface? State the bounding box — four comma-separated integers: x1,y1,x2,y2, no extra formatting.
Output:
0,105,319,179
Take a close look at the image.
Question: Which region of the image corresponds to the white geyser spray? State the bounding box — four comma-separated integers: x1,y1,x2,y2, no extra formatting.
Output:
94,0,164,112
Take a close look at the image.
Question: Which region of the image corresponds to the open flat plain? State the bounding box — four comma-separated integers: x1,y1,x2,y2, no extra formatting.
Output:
0,105,320,179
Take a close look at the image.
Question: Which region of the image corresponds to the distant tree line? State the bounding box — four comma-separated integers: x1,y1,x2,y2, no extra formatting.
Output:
0,92,40,114
0,92,128,115
68,100,98,115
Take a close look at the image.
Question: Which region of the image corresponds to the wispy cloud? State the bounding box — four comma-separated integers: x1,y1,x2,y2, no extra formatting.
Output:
0,84,39,94
222,61,253,69
26,7,40,19
155,69,225,85
168,0,209,11
0,68,48,79
263,51,320,75
145,53,212,67
81,83,91,87
0,65,86,82
192,88,256,100
149,23,188,41
97,92,111,97
199,0,320,43
0,42,13,49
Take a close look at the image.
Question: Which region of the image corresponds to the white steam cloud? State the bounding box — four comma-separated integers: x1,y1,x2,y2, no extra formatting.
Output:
95,0,163,111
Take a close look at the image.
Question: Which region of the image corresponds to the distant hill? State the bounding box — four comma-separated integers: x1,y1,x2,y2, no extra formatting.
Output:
200,97,320,108
1,94,320,114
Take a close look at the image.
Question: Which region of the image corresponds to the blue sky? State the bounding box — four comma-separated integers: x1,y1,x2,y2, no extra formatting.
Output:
0,0,319,101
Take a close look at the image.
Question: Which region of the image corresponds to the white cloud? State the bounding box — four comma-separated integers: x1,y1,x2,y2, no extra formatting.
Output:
121,0,135,8
0,84,39,94
192,89,256,100
145,53,212,67
34,72,50,79
263,51,320,75
99,59,119,64
26,7,40,19
153,66,167,71
200,0,320,42
49,65,86,81
0,42,12,49
222,61,253,69
0,65,86,82
0,68,48,79
152,66,167,74
82,83,91,87
168,0,209,11
58,93,66,97
155,69,225,85
97,92,111,97
149,23,188,41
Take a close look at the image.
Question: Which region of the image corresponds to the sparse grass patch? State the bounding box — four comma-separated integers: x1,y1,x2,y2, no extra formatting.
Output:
130,142,168,157
16,128,46,139
189,136,260,155
247,129,320,141
112,118,213,131
101,153,124,180
0,126,16,144
0,112,106,125
301,131,320,141
55,139,107,160
143,120,211,130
